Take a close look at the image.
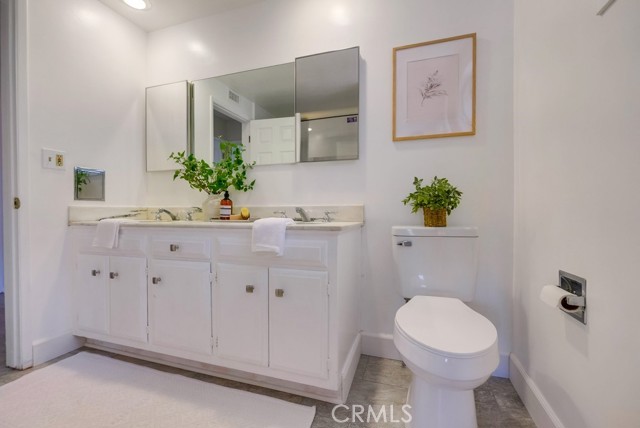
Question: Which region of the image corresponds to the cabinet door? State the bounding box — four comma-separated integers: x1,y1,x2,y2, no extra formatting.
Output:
215,263,268,366
76,254,109,335
109,256,148,343
148,260,212,356
269,268,329,378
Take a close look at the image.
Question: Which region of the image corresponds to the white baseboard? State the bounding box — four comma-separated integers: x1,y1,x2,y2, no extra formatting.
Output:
361,332,402,360
362,331,509,377
510,354,565,428
32,333,84,366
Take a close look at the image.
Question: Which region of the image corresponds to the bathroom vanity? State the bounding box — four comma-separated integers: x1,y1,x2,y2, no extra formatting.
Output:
69,220,362,403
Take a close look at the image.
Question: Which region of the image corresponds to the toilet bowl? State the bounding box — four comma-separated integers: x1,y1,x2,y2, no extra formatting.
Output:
394,296,498,428
391,226,499,428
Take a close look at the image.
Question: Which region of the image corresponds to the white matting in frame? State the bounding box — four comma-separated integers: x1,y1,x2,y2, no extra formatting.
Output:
393,33,476,141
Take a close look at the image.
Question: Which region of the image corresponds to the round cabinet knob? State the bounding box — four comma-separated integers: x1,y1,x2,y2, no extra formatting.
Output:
91,269,101,277
152,277,162,285
275,289,285,298
246,285,255,293
169,244,180,252
109,272,119,279
397,240,412,247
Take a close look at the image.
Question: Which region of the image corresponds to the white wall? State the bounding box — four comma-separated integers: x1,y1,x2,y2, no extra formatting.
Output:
513,0,640,426
26,0,146,348
146,0,514,370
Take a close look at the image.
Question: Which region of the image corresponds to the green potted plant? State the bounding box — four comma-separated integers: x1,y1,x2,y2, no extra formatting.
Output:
402,176,462,227
169,139,255,220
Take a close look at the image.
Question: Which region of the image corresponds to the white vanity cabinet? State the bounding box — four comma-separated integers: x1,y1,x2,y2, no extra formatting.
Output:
211,228,361,397
215,263,269,366
147,234,213,360
268,268,329,379
70,222,362,403
214,264,329,379
73,231,148,346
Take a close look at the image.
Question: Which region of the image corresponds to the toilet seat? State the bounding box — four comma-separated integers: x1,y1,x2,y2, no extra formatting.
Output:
395,296,497,358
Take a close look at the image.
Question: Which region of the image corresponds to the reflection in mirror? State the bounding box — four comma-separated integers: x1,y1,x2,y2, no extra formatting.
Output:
74,167,105,201
296,47,360,162
300,115,359,162
192,63,295,166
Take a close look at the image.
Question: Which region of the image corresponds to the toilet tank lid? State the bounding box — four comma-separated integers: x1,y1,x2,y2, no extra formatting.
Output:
392,226,478,237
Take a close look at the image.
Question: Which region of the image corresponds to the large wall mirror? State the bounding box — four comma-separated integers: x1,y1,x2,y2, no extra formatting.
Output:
147,47,360,169
192,63,296,166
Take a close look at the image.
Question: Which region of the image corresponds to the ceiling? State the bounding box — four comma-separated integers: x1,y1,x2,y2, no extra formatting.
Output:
97,0,266,32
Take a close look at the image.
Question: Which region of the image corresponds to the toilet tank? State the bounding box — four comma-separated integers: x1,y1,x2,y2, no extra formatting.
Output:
392,226,479,302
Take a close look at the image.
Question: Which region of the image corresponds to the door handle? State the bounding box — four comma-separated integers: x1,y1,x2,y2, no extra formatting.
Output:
397,240,412,247
275,289,284,298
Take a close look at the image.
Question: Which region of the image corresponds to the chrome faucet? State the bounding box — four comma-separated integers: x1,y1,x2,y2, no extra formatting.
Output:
323,211,336,222
295,207,311,222
155,208,177,221
185,207,202,221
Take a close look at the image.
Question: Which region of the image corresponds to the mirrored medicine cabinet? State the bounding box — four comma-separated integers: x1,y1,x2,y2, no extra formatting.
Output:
146,47,360,172
74,167,106,201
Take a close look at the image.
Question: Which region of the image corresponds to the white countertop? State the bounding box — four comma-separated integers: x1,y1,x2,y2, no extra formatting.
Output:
69,219,363,232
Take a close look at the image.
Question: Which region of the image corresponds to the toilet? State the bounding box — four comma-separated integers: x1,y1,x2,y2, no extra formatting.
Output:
392,226,499,428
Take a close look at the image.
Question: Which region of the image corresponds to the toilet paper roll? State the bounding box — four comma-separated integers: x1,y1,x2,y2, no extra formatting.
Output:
539,285,581,313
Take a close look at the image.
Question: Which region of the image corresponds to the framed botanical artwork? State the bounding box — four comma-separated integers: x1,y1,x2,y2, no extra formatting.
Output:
393,33,476,141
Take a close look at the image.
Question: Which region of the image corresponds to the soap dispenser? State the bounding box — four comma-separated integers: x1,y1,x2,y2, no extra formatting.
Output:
220,191,232,220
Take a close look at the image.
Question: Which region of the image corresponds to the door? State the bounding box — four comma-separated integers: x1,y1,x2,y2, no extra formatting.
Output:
215,263,268,366
76,254,109,335
249,117,296,165
148,260,212,356
268,268,329,378
108,256,147,343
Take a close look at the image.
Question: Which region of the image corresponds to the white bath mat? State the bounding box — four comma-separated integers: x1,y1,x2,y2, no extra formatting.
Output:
0,352,315,428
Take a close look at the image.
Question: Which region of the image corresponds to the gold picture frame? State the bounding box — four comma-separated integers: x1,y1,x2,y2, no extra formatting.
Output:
393,33,476,141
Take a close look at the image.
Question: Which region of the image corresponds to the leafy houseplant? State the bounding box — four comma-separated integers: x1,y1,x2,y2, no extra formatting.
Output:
169,140,255,219
402,176,462,227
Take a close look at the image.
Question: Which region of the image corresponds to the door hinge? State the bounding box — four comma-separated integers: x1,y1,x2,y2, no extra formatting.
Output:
210,273,216,285
211,336,218,350
327,358,331,374
13,197,21,209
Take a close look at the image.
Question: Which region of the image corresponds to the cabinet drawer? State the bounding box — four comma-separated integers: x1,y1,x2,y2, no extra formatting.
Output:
216,237,328,268
151,236,211,261
77,231,146,257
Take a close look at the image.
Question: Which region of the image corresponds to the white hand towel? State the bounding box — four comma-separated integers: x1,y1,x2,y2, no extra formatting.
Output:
92,219,126,249
251,217,294,256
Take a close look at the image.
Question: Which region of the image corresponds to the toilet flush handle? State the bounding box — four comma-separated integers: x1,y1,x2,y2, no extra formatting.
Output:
397,240,412,247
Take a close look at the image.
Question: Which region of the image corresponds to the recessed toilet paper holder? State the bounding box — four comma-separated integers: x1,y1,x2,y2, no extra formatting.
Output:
559,270,587,324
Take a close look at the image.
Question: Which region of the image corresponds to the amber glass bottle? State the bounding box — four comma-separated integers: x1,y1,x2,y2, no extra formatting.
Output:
220,191,232,220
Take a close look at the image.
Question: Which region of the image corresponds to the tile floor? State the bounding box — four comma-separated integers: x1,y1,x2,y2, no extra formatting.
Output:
0,293,535,427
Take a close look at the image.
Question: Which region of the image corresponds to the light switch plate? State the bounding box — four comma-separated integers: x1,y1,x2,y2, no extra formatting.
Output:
42,148,66,170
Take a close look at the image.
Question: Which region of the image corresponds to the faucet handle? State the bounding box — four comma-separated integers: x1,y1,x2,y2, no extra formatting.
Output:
273,210,287,218
324,211,337,222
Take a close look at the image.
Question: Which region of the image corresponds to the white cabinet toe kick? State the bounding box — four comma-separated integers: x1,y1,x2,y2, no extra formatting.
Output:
70,224,362,403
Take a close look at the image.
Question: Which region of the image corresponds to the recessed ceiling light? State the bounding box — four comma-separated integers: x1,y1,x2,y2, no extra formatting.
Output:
122,0,150,10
